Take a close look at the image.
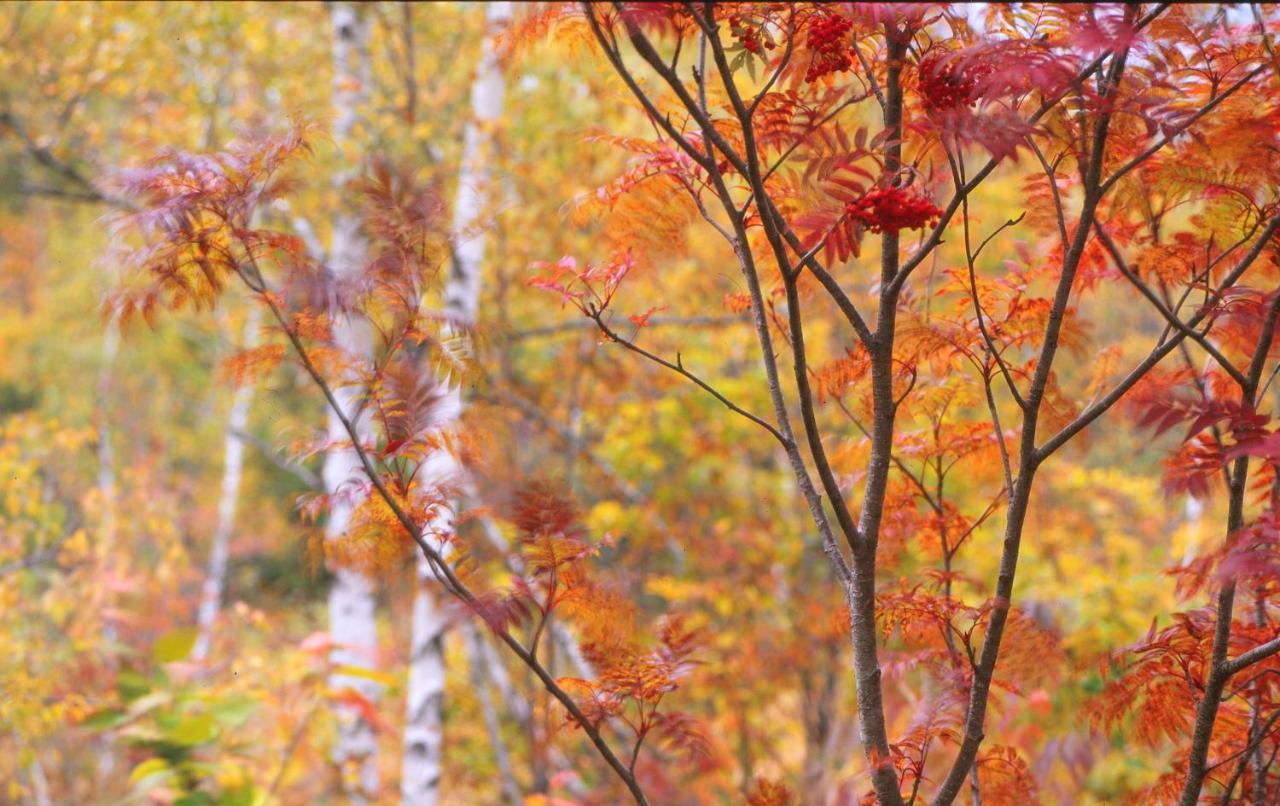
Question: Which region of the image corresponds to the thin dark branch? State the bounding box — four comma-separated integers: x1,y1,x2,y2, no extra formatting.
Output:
952,145,1028,412
1095,222,1248,387
1039,214,1280,459
1099,62,1270,195
238,261,649,804
503,314,747,343
230,426,323,489
0,110,132,210
891,2,1174,297
587,308,788,447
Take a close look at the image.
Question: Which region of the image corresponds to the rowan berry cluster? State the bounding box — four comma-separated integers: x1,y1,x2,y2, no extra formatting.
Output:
845,187,943,234
728,13,772,55
918,52,993,112
804,13,853,82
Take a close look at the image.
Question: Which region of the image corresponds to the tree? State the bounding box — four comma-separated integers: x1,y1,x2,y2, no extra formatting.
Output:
192,306,262,662
523,3,1280,802
1091,130,1280,799
9,3,1280,803
321,3,384,800
109,112,700,800
402,3,512,803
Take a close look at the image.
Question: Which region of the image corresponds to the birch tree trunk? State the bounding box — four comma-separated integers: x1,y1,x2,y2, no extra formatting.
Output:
97,313,119,641
401,4,511,803
94,277,121,788
325,3,381,801
192,307,261,662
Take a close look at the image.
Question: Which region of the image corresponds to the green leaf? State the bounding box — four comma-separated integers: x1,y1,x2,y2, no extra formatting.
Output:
117,669,153,702
209,696,257,728
168,712,216,746
118,723,164,743
81,708,127,730
152,627,198,663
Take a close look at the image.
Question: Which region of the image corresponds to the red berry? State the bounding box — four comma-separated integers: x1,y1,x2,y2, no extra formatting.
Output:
918,52,993,112
805,12,853,83
844,187,942,235
730,13,763,56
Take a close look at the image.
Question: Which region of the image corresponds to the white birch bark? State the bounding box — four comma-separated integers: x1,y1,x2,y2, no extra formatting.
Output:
1181,494,1205,565
192,307,261,663
94,286,121,787
325,3,381,801
97,314,119,636
401,4,511,803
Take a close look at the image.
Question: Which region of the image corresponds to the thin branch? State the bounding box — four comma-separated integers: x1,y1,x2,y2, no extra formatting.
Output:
583,6,715,171
745,6,795,117
1028,142,1069,251
0,110,132,210
503,314,747,343
1207,708,1280,787
852,36,887,110
779,269,868,554
1099,62,1270,195
891,2,1174,296
240,267,649,804
229,426,322,489
267,699,319,797
756,90,868,189
1094,222,1248,387
982,365,1016,495
952,145,1028,412
1038,214,1280,459
586,307,789,447
0,529,77,577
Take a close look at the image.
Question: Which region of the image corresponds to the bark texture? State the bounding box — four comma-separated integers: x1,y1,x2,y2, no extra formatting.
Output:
401,4,511,804
193,307,261,662
325,3,380,800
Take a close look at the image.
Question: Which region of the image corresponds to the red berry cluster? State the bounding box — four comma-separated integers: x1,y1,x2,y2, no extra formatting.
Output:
845,187,943,235
805,12,853,83
917,52,994,112
729,13,773,56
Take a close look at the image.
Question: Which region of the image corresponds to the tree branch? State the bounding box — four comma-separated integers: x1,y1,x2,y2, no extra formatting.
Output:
586,307,789,448
239,266,649,804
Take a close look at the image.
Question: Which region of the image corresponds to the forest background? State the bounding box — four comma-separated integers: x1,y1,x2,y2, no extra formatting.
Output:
2,3,1279,805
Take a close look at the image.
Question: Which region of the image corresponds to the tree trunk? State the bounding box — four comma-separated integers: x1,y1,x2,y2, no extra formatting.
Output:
1250,590,1268,806
1178,463,1251,804
401,4,510,803
97,311,119,641
325,3,380,801
193,307,261,662
94,284,121,789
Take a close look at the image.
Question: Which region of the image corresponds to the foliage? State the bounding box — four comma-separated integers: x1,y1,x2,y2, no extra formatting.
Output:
4,3,1280,805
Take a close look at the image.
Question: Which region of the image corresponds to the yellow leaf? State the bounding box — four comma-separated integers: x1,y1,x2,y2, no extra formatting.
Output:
128,757,171,785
